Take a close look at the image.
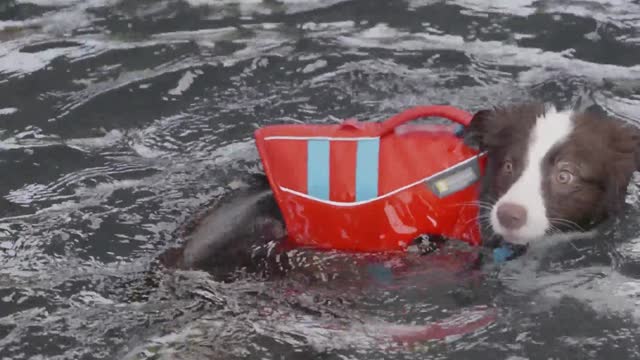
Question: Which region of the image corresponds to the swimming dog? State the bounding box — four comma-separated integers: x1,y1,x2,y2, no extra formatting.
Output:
159,103,640,278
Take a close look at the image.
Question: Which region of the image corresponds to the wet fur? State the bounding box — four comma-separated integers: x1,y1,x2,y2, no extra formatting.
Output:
465,103,640,245
159,176,290,281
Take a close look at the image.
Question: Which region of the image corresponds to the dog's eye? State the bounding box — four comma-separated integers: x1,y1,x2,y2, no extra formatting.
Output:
556,170,574,184
502,160,513,174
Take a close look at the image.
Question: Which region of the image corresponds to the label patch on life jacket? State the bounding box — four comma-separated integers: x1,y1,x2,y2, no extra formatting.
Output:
425,157,480,198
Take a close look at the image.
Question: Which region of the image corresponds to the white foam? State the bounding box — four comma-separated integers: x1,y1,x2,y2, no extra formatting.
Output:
336,24,640,82
301,21,355,31
133,144,165,159
168,70,198,96
65,129,124,150
70,291,114,306
0,39,106,78
406,0,445,10
15,0,81,5
544,0,640,28
54,59,200,121
0,19,39,32
0,107,18,116
447,0,537,16
301,59,327,74
410,0,640,26
152,27,238,41
184,0,262,5
0,46,71,75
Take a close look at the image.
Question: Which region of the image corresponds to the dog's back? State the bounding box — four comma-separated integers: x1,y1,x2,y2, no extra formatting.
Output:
159,176,288,280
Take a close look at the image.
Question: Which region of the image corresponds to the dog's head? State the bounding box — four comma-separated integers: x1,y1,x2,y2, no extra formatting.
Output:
465,103,640,245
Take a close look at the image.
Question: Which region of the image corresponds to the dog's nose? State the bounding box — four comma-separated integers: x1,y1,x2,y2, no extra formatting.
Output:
496,202,527,230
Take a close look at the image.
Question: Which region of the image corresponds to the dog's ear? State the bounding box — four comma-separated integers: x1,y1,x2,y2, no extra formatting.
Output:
604,122,640,215
465,103,546,150
463,109,494,150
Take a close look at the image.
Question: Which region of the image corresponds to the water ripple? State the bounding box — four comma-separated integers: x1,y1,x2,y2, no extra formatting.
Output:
1,0,640,359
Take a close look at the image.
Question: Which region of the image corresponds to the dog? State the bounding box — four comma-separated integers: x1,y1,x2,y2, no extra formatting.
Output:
159,103,640,279
466,103,640,248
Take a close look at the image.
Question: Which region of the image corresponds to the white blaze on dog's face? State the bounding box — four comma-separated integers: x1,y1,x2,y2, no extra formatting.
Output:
491,107,572,242
465,103,640,245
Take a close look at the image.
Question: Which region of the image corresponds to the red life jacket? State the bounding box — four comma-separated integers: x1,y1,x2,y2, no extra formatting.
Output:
254,106,487,252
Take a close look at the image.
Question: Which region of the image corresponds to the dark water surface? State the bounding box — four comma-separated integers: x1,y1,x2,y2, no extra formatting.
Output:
1,0,640,359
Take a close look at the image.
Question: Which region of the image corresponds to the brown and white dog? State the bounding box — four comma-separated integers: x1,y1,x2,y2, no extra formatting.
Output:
466,103,640,247
160,103,640,278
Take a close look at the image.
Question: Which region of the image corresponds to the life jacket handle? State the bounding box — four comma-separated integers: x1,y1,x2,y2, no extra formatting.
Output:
376,105,473,137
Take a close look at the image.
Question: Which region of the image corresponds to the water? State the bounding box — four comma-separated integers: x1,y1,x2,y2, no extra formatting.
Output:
1,0,640,359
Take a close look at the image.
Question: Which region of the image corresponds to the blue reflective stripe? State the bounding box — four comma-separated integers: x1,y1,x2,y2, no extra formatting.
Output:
355,138,380,201
307,139,330,200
